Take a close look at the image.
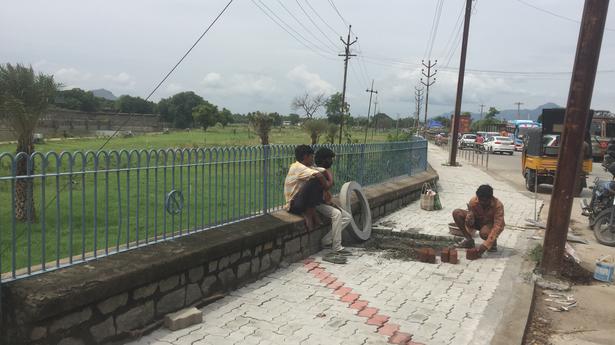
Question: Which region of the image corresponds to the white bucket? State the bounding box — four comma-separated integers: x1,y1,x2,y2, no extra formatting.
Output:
594,255,614,282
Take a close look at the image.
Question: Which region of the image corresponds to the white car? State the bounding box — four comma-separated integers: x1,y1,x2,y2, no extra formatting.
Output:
458,134,477,149
483,136,515,155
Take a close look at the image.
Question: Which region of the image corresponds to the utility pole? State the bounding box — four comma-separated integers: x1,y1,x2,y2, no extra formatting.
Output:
421,59,437,126
372,96,379,139
479,104,485,120
541,0,609,276
338,25,357,144
414,86,424,132
364,80,378,144
515,102,523,120
448,0,473,166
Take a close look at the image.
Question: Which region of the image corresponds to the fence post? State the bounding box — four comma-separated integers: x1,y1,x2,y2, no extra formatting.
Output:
263,145,270,215
359,143,366,185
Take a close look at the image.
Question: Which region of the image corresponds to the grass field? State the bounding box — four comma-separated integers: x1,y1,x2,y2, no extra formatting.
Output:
0,125,419,278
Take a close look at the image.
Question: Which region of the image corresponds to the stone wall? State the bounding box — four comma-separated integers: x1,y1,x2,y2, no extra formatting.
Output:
0,167,437,345
0,109,163,141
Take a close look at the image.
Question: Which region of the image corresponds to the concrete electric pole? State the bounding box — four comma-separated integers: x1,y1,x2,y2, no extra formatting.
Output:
479,104,485,120
448,0,473,166
338,25,357,144
421,60,437,126
515,102,524,120
364,80,378,143
415,86,424,132
541,0,609,276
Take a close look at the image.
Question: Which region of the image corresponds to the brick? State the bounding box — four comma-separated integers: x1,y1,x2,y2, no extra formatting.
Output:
304,262,319,271
449,248,459,264
333,287,352,296
466,248,480,260
327,281,344,290
378,323,400,336
340,293,360,303
303,257,315,265
271,249,282,265
90,317,115,342
440,247,450,263
133,282,158,300
366,314,390,326
284,238,301,256
201,275,218,296
357,307,379,318
321,276,337,285
388,331,413,344
218,268,237,288
349,300,368,310
97,293,128,315
50,307,92,333
251,257,261,275
418,247,436,263
311,267,325,276
164,307,203,331
316,271,331,280
261,254,271,271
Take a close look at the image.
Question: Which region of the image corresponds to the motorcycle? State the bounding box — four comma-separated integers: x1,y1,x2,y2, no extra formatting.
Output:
582,163,615,246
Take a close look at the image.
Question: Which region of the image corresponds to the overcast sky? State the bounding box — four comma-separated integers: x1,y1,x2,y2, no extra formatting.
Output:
2,0,614,118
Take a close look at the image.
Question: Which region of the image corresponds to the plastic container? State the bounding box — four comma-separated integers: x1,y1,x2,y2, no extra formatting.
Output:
594,256,614,282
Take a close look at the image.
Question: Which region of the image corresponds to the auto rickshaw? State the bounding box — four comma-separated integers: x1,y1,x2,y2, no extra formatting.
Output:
521,108,593,196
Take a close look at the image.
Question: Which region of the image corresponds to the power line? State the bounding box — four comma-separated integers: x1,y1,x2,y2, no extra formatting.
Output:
97,0,236,152
424,0,445,59
327,0,348,25
294,0,339,49
250,0,337,61
515,0,614,32
276,0,337,51
304,0,341,36
440,1,465,65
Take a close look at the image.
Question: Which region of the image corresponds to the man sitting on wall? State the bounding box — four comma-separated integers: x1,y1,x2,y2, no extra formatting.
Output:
451,184,505,257
284,145,352,264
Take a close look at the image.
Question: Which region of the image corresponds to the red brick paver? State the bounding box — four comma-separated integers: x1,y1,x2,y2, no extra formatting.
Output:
327,281,344,290
349,300,368,310
357,307,379,318
333,287,352,296
378,323,400,336
388,331,413,344
366,314,390,326
340,292,360,303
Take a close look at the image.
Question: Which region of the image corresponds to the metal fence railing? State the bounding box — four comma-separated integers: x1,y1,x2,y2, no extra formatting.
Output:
0,140,427,282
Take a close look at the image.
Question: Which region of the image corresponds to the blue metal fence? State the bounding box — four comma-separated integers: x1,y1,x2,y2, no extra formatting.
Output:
0,140,427,282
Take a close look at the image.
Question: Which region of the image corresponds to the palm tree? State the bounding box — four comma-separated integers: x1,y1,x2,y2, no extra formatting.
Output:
0,63,58,221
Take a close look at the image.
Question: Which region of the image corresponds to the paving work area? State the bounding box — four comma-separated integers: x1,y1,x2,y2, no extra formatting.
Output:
129,145,537,345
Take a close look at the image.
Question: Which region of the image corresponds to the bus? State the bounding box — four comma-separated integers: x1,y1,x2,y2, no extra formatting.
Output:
506,120,541,151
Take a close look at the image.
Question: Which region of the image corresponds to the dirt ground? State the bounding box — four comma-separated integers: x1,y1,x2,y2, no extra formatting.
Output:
523,199,615,345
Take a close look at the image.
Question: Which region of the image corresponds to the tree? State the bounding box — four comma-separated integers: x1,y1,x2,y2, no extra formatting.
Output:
485,107,500,119
55,88,100,112
218,107,233,127
248,111,273,145
291,92,326,119
269,112,282,127
325,123,338,144
432,115,451,128
158,91,204,128
325,92,349,125
286,113,300,125
0,63,58,221
303,119,328,144
192,101,219,131
115,95,155,114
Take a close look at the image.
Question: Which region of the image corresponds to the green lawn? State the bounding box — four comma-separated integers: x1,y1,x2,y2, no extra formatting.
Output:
0,125,416,277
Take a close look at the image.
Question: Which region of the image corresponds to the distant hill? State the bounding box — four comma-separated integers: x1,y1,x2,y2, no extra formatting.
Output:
91,89,117,101
436,103,563,122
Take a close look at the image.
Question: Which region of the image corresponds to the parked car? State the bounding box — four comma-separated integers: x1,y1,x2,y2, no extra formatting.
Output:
483,136,515,155
458,134,477,149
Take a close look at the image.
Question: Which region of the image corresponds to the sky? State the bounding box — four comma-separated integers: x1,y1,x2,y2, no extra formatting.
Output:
2,0,614,119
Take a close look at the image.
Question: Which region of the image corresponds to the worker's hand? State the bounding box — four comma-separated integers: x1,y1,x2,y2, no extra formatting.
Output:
465,212,475,228
324,191,333,204
323,170,333,183
476,244,488,256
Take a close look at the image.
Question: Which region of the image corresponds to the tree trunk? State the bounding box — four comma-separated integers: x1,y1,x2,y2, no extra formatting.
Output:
15,134,35,222
311,134,318,145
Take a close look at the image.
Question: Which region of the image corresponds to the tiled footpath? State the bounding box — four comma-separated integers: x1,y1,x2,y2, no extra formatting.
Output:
128,145,536,345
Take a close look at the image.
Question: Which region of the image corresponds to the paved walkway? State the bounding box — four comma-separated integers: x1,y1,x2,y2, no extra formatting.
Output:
129,145,537,345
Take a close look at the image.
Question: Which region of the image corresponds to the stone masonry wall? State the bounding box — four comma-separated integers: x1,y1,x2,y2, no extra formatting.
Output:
0,167,437,345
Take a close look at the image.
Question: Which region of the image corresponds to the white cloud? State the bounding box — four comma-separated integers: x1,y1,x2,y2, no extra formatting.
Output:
201,72,277,97
164,83,185,94
55,67,92,88
103,72,136,90
286,65,335,95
